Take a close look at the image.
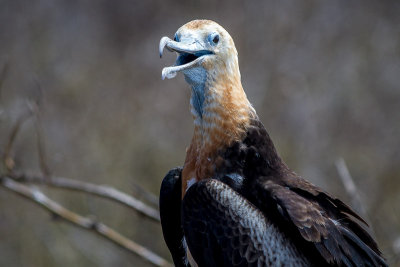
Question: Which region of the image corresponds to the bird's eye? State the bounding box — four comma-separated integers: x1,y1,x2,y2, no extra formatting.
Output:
174,33,179,42
213,35,219,44
209,33,219,45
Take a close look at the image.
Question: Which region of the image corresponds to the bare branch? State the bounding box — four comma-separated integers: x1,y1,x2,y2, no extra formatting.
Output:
2,112,32,172
29,101,51,178
0,177,172,267
10,172,160,222
1,87,166,265
4,100,159,222
132,181,159,208
335,158,368,220
27,77,51,178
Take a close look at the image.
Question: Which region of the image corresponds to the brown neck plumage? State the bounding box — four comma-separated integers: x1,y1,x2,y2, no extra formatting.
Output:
182,67,256,196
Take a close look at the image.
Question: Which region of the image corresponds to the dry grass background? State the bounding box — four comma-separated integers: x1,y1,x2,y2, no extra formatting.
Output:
0,0,399,266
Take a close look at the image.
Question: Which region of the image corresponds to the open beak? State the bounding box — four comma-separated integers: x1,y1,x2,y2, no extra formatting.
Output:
159,36,213,80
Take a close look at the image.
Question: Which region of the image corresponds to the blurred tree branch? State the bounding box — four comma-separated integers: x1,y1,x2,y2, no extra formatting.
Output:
0,108,170,266
0,177,171,267
335,158,367,219
8,172,160,222
335,158,376,237
132,181,160,208
2,110,32,173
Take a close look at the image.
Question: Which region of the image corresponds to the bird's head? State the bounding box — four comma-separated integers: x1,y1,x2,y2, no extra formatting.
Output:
160,20,240,84
160,20,255,155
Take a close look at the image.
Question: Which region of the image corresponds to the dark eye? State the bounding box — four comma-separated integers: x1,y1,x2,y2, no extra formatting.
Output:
174,33,179,42
209,33,219,45
213,35,219,44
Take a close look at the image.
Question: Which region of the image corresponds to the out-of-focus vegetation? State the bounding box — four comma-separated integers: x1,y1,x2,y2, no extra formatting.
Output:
0,0,399,266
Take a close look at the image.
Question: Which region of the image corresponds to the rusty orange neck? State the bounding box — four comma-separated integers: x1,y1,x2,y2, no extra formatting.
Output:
181,71,255,197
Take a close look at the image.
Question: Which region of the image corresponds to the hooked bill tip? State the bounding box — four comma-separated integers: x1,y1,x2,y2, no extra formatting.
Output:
159,36,170,59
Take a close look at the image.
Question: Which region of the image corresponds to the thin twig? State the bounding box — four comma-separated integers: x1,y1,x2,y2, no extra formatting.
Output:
335,158,368,220
0,177,172,267
27,77,51,178
2,112,32,172
10,172,160,222
132,181,159,208
29,101,51,178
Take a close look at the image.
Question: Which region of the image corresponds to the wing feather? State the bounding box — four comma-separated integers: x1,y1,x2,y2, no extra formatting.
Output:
253,177,387,266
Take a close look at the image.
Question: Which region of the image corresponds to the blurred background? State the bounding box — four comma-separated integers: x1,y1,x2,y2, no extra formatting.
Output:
0,0,399,266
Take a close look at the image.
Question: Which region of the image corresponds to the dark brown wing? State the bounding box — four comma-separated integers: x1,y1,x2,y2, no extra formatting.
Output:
252,176,387,267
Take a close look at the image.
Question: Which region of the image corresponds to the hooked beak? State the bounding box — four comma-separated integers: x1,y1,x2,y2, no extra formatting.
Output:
159,36,213,80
